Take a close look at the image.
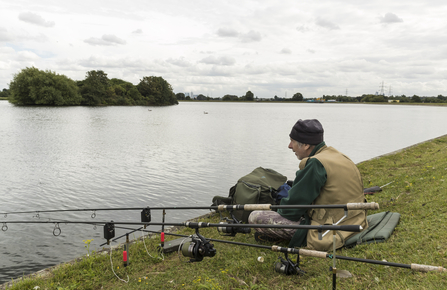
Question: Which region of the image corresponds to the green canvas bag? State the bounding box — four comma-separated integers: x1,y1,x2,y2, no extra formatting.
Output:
212,167,287,223
344,211,400,248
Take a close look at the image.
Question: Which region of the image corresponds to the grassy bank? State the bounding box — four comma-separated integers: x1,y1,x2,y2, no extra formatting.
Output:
3,135,447,289
361,102,447,107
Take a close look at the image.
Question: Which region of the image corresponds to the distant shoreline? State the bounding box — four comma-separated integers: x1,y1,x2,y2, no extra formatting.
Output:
2,98,447,107
178,100,447,106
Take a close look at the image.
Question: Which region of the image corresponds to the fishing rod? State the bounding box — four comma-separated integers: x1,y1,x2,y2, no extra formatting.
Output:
0,202,379,217
1,218,363,263
364,181,394,195
105,225,447,274
1,220,364,234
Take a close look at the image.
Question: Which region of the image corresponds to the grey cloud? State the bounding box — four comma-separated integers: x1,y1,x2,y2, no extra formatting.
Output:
207,66,234,77
18,12,55,27
280,48,292,54
79,56,146,69
167,57,191,67
84,35,126,46
28,33,49,43
132,29,143,34
315,18,340,30
199,55,236,66
16,51,40,61
216,27,239,37
243,63,265,75
0,27,13,42
78,57,175,75
217,28,261,42
0,28,48,43
296,25,311,33
102,34,126,44
380,13,403,23
240,30,262,42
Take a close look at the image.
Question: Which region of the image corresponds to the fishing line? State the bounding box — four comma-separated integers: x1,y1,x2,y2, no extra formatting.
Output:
141,229,164,260
177,236,193,262
109,245,129,283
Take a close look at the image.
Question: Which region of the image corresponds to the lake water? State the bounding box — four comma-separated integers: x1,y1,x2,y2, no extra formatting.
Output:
0,100,446,283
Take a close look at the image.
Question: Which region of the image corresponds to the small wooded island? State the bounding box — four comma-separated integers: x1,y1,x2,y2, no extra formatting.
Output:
6,67,178,106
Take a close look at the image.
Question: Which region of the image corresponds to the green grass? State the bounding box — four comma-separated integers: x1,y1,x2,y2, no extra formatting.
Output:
3,135,447,289
361,102,447,106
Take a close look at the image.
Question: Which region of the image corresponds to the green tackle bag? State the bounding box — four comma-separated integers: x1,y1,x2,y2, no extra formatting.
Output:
344,211,401,248
212,167,287,223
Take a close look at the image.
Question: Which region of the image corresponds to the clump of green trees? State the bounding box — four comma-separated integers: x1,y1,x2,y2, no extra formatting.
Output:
8,67,81,105
7,67,178,106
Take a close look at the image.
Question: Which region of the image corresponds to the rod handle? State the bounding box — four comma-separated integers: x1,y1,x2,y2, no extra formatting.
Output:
271,246,327,258
243,204,272,211
299,249,328,259
346,202,379,210
411,263,447,272
217,204,272,211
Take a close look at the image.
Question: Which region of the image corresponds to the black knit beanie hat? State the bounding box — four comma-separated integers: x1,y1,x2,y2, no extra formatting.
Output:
289,119,324,145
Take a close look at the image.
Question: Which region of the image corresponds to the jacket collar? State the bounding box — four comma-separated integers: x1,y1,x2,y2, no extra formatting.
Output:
309,141,326,157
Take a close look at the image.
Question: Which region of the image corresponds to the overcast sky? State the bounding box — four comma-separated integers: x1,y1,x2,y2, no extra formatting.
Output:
1,0,447,98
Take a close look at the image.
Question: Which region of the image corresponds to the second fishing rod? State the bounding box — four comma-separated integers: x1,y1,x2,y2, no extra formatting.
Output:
0,202,379,218
104,225,447,275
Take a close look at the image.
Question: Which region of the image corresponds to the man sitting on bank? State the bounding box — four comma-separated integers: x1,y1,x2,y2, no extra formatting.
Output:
248,119,367,251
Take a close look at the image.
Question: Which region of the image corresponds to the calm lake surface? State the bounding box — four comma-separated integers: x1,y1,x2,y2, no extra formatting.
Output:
0,100,446,283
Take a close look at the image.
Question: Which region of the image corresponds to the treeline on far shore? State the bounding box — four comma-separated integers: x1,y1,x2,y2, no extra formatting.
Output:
3,67,178,106
175,93,447,103
323,94,447,103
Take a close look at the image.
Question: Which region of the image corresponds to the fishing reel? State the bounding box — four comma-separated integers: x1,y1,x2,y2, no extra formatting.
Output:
274,253,305,276
181,230,216,262
217,214,251,236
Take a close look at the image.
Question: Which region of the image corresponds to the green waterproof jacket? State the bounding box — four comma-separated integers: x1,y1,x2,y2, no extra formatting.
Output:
277,142,327,248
